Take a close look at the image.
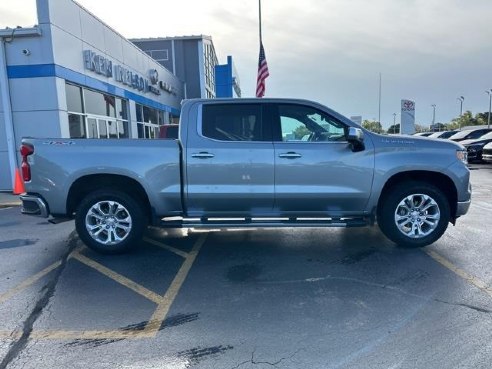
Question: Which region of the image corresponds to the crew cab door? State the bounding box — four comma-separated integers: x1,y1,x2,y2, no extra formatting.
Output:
272,103,374,215
184,103,274,216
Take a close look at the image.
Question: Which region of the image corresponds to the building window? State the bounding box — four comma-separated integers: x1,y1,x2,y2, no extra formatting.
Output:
116,99,128,120
145,49,169,62
84,89,116,117
135,103,167,139
170,113,179,124
66,84,83,113
66,82,129,139
203,41,218,98
68,113,86,138
143,105,158,124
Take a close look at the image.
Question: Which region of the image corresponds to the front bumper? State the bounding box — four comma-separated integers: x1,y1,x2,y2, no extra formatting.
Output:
456,199,471,217
20,194,49,217
455,179,472,218
466,148,482,161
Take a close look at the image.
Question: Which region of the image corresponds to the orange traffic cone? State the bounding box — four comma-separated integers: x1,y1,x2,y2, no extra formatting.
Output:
13,168,25,195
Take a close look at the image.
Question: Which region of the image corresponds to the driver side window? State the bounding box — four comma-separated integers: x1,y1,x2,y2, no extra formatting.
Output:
278,104,346,142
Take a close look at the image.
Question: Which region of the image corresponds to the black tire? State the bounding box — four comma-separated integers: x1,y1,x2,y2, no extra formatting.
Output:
75,189,147,254
377,181,450,248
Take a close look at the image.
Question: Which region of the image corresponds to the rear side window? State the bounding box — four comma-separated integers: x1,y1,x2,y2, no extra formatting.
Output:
202,104,263,141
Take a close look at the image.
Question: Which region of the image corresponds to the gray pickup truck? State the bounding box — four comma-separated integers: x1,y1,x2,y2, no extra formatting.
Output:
20,98,471,253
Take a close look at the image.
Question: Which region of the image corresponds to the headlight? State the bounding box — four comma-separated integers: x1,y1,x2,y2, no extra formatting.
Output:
456,149,468,164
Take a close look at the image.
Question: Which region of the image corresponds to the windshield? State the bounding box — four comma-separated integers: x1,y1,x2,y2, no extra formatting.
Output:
475,131,492,140
450,130,474,139
428,132,442,138
439,131,457,138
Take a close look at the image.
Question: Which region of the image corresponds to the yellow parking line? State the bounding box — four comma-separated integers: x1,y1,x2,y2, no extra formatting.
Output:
0,261,62,305
425,249,492,299
0,330,22,340
143,237,189,258
144,234,207,336
73,253,162,304
30,329,154,340
0,329,152,340
0,236,206,341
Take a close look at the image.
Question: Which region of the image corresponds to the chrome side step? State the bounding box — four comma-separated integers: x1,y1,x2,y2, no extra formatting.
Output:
159,216,369,229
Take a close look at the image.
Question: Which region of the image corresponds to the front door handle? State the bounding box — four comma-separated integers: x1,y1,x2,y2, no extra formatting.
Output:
191,152,215,159
278,152,302,159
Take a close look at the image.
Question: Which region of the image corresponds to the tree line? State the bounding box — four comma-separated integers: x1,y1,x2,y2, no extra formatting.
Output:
362,111,490,134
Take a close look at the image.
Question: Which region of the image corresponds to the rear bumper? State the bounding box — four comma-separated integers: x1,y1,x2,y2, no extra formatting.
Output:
20,195,49,217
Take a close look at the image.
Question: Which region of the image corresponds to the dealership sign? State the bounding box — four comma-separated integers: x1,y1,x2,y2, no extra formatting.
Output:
83,50,177,96
401,99,416,135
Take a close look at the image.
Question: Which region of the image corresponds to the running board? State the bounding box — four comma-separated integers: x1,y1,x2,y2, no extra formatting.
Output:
159,217,369,229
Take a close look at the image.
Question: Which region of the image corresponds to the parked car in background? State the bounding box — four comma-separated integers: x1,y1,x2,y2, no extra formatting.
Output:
158,124,179,139
448,128,492,142
463,131,492,162
428,130,457,139
482,142,492,163
413,132,433,137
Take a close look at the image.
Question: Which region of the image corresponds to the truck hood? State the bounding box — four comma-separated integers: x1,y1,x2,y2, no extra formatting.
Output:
369,133,465,151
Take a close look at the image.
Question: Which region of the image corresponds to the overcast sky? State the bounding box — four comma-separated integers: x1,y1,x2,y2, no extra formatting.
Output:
1,0,491,128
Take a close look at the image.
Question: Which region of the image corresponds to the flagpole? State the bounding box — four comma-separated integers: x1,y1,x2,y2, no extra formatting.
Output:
378,72,382,124
259,0,262,43
256,0,269,98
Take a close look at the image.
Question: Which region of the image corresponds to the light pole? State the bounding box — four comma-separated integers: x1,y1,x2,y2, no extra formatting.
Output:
457,96,464,130
392,113,398,134
486,90,492,129
431,104,436,131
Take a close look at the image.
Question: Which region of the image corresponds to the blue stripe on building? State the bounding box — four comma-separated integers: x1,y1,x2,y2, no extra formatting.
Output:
7,64,180,116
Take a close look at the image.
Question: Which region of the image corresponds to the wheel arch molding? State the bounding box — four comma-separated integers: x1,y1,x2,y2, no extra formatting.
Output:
375,170,458,221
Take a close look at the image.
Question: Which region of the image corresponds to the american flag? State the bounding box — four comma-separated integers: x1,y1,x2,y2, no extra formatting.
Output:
256,42,269,98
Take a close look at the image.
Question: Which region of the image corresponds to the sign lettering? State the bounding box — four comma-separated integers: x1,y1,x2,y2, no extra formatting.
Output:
83,50,175,96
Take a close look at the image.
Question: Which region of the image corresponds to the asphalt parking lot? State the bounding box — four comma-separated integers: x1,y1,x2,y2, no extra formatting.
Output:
0,164,491,369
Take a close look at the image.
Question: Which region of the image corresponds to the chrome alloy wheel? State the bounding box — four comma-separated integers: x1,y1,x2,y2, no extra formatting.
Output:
85,200,132,245
394,194,440,239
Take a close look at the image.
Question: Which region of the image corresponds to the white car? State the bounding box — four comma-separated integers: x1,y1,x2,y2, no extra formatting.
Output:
482,141,492,163
427,130,457,139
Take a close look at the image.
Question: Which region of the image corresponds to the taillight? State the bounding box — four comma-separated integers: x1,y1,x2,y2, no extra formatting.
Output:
20,144,34,181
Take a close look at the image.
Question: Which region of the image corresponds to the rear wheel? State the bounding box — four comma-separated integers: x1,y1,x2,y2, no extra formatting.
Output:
75,190,147,254
377,182,450,248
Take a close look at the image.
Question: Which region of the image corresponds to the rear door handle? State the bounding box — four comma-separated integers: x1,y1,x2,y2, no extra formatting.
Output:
191,152,215,159
278,152,302,159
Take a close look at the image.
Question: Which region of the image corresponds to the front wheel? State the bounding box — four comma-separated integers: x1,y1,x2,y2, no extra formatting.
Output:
75,190,147,254
377,182,450,248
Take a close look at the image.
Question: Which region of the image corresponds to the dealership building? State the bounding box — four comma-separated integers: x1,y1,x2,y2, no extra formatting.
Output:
0,0,241,191
132,36,241,99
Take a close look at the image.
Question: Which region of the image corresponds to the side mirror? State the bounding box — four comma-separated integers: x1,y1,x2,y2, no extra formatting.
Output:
347,127,365,152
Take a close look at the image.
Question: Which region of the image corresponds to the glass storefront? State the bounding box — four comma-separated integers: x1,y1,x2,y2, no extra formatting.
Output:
66,82,178,139
66,83,129,139
135,103,167,139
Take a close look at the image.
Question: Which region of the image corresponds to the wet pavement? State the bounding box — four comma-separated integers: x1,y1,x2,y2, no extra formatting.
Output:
0,164,491,368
